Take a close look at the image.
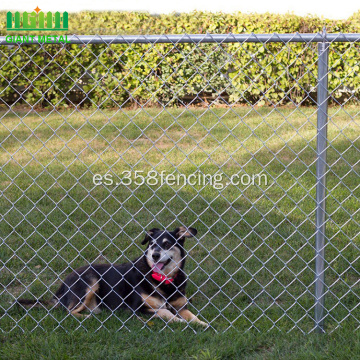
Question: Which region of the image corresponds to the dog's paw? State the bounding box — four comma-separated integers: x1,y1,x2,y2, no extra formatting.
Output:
197,320,209,327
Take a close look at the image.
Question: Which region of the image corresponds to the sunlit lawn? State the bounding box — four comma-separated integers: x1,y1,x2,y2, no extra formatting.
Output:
0,105,358,358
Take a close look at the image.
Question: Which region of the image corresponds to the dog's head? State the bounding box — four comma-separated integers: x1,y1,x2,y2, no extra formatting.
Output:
141,226,197,277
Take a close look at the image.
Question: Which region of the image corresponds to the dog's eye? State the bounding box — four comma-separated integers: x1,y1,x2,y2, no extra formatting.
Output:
162,242,171,250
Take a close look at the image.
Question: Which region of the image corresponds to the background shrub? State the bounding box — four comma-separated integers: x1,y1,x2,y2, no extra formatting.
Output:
0,11,359,108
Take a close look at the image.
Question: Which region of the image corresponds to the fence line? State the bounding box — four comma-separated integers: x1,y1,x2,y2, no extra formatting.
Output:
0,32,359,333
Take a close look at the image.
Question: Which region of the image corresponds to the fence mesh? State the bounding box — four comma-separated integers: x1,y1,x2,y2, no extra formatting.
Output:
0,33,359,333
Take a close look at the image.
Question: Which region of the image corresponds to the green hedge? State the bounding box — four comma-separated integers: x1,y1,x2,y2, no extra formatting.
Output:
0,11,359,108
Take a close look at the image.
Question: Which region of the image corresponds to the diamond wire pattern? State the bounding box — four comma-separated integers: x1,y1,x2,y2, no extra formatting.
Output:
0,33,359,333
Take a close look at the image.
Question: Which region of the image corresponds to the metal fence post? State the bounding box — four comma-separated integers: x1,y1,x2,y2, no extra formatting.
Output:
314,30,329,334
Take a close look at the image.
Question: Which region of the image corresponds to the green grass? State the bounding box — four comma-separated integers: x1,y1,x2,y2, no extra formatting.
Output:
0,105,359,356
0,327,359,360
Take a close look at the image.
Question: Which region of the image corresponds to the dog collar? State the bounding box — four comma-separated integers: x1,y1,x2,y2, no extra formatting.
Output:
151,271,176,285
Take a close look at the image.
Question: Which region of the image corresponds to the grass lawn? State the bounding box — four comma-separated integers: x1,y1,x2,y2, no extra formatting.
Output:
0,105,359,358
0,327,359,359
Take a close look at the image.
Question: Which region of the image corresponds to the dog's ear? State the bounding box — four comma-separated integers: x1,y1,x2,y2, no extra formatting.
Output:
141,228,160,245
175,226,197,240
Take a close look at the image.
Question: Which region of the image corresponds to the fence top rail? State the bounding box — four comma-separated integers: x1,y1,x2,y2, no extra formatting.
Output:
1,33,360,45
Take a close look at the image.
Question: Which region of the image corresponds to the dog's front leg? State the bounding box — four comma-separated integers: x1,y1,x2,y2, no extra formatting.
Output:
150,308,186,323
141,293,185,323
178,309,208,327
170,296,208,327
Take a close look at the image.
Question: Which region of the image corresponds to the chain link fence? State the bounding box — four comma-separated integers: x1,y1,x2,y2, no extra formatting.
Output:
0,32,359,333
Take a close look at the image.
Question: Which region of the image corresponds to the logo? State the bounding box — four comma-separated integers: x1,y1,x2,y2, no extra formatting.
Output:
7,7,68,31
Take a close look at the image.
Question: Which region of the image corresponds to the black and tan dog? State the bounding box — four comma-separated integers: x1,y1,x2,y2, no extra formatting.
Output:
18,226,207,326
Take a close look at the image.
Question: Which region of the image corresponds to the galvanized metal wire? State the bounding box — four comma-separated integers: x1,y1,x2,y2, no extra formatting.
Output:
0,33,359,333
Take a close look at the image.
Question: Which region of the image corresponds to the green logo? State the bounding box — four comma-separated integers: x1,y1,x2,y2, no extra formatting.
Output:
7,7,68,31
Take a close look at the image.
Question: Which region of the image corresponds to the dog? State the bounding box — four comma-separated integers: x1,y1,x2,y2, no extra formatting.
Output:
18,226,207,326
